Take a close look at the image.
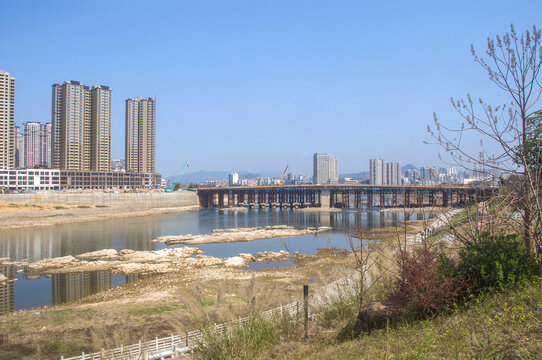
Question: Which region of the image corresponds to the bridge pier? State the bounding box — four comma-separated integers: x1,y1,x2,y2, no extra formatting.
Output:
196,185,494,211
320,190,331,209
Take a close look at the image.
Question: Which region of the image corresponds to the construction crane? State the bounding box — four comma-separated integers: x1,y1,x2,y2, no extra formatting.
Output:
277,164,289,186
165,161,189,192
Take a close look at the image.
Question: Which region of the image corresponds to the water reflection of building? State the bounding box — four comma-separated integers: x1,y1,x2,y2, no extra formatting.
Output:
0,265,15,314
0,218,160,262
125,273,152,284
51,271,112,305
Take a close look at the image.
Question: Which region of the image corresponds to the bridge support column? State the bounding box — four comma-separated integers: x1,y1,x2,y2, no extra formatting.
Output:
320,190,331,209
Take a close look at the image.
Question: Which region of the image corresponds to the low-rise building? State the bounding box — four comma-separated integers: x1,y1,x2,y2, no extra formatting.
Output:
0,169,60,191
60,170,161,190
0,168,161,191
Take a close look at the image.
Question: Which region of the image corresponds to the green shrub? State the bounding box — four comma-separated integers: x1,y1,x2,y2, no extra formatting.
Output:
456,233,538,293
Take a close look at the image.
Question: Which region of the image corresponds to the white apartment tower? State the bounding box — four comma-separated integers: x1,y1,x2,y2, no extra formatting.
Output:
370,158,386,185
52,81,112,171
313,153,339,184
229,172,239,186
40,123,52,168
386,161,401,185
371,159,401,185
125,98,155,173
23,122,41,168
0,70,15,169
14,126,23,168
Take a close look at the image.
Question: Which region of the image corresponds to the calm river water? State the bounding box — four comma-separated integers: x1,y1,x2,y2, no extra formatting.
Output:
0,208,430,312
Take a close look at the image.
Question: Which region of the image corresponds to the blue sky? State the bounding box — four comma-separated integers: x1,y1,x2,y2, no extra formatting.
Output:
2,0,541,177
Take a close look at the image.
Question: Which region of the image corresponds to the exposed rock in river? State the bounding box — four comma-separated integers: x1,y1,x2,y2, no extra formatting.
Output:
153,225,332,245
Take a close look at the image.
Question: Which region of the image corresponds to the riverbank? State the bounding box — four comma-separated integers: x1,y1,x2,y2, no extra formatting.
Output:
0,204,200,230
0,191,199,230
0,249,354,360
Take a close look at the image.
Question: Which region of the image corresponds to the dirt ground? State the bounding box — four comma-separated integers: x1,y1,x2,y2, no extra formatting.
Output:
0,250,357,360
0,203,199,230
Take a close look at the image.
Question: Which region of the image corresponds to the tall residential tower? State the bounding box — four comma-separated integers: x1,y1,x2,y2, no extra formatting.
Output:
125,98,155,173
52,81,111,171
0,70,15,169
313,153,339,184
23,122,41,168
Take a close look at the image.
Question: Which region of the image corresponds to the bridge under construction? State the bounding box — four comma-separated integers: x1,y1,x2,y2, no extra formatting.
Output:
196,184,494,209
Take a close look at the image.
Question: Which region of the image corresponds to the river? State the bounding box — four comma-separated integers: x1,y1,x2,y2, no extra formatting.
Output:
0,208,430,312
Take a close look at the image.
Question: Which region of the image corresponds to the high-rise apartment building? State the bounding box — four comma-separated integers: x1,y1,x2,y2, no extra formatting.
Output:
370,158,386,185
52,81,111,171
90,86,112,171
386,162,401,185
23,122,41,167
21,122,51,168
370,159,401,185
313,153,339,184
0,70,15,169
14,126,23,168
229,172,239,186
40,123,52,168
125,97,155,173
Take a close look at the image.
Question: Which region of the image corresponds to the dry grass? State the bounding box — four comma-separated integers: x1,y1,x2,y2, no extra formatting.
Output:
0,251,353,360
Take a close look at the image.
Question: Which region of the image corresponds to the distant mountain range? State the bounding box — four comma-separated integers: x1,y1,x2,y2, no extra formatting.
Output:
170,164,448,184
339,171,368,180
402,164,418,171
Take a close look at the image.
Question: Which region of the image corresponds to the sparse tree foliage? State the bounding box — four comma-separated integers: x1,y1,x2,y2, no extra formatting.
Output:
428,25,542,254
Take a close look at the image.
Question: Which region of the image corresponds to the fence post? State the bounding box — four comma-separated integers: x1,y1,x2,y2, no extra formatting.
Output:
156,337,158,351
185,331,189,347
138,340,141,354
82,352,85,360
304,284,309,339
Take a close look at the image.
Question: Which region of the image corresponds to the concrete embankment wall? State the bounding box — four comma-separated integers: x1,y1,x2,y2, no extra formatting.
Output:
0,191,199,210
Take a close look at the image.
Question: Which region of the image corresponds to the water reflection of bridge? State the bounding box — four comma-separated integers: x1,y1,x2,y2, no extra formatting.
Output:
197,185,494,209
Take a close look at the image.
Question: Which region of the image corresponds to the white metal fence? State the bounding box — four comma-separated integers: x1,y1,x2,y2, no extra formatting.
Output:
61,301,303,360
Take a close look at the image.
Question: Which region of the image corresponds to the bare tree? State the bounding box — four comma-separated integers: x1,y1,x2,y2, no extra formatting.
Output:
428,24,542,254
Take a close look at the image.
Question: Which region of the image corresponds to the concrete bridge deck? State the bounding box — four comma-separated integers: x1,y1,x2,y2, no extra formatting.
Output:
196,184,494,209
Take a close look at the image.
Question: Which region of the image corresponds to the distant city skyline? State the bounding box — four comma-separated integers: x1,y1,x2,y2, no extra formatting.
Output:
2,1,541,176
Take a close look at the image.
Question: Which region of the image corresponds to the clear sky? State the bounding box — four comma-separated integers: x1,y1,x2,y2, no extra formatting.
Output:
2,0,541,177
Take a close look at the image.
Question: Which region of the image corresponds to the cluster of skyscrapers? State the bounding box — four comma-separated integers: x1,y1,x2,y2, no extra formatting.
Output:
0,70,156,176
369,158,402,185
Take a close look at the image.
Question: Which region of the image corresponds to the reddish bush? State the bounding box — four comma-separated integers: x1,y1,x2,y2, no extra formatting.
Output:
390,248,466,317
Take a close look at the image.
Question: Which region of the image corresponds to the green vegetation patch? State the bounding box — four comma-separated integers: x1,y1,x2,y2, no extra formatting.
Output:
127,304,180,317
269,282,542,359
200,298,215,307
